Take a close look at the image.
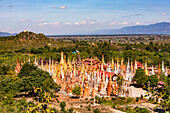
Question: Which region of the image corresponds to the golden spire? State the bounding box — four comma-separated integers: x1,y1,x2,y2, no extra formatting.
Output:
60,51,64,65
158,62,161,75
102,54,104,64
111,58,114,70
131,60,133,71
134,59,137,70
117,59,119,69
145,61,148,76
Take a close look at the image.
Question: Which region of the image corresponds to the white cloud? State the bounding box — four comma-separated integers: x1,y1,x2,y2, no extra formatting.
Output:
58,6,67,9
38,22,49,26
37,19,46,22
81,19,86,22
64,22,72,25
38,22,61,26
122,21,128,25
90,21,96,24
80,20,86,24
136,22,141,25
51,22,60,25
86,18,91,20
162,13,167,15
73,22,80,25
51,6,67,9
110,21,129,25
19,19,28,22
110,22,116,25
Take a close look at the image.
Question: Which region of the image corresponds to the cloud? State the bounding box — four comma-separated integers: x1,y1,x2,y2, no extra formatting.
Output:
38,22,49,26
90,21,96,24
110,22,116,25
110,21,129,25
123,13,143,17
51,6,67,9
8,5,15,8
122,22,128,25
38,22,61,26
136,22,141,25
73,22,80,25
19,19,28,22
37,19,46,22
64,22,72,25
72,18,96,25
162,13,167,15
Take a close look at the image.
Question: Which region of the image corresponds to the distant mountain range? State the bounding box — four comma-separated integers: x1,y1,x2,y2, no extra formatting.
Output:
1,22,170,36
0,32,17,37
91,22,170,35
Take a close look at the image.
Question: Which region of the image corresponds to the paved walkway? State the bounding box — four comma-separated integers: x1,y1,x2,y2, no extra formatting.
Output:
129,86,147,97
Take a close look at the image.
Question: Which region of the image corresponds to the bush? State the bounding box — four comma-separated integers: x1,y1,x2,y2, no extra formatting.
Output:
112,104,116,108
90,98,94,101
67,108,74,113
111,97,116,101
85,98,88,100
72,85,81,97
56,98,60,103
134,107,149,113
86,105,91,111
127,97,133,103
93,108,100,113
136,97,139,102
60,101,66,111
119,97,126,100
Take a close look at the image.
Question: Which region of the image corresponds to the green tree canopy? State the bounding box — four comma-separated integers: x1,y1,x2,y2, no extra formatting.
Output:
147,75,158,88
17,63,58,93
133,69,148,86
72,85,81,97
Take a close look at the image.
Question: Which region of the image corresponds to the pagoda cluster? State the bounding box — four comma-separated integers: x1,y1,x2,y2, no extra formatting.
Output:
15,51,169,97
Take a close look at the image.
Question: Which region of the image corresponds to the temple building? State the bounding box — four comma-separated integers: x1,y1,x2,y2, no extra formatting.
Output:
15,51,170,98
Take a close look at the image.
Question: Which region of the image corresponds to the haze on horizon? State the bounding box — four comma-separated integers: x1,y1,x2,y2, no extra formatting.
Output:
0,0,170,35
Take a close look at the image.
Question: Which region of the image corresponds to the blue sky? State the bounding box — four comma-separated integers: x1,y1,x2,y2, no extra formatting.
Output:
0,0,170,34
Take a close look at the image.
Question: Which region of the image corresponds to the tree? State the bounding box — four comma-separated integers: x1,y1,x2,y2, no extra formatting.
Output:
117,76,124,86
133,69,148,87
72,85,81,97
60,101,66,111
17,63,59,93
147,75,158,88
93,108,100,113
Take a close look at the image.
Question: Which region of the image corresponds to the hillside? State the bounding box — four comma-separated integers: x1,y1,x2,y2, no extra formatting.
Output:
91,22,170,35
0,31,75,52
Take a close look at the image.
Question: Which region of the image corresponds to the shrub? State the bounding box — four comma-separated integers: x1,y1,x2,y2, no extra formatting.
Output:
56,98,60,103
134,107,149,113
119,97,126,100
112,104,116,108
60,101,66,111
111,97,116,101
90,98,94,101
93,108,100,113
127,97,132,103
86,105,91,111
136,97,139,102
67,108,74,113
85,98,88,100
